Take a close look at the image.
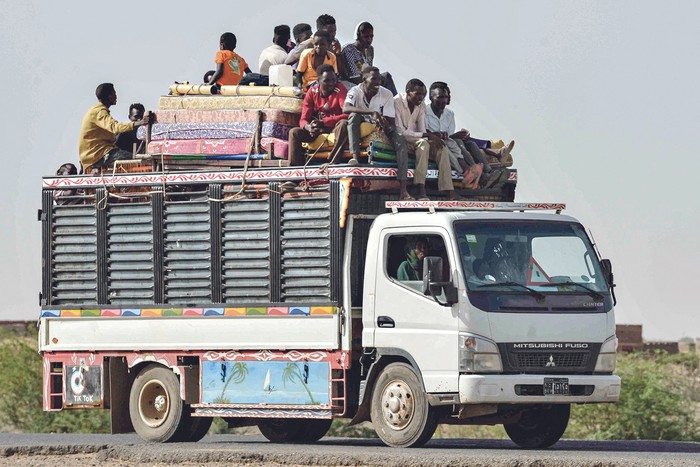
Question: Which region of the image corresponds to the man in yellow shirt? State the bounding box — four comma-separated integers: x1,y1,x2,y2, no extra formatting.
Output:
78,83,149,171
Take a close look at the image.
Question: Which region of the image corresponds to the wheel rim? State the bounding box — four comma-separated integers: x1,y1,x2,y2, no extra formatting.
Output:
380,379,414,430
138,379,169,428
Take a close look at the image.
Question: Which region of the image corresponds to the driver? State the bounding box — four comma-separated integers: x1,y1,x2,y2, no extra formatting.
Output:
397,237,428,281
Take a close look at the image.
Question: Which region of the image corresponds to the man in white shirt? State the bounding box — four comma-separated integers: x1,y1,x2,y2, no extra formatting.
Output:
285,23,313,70
426,82,513,187
394,79,458,200
258,25,291,75
343,66,411,200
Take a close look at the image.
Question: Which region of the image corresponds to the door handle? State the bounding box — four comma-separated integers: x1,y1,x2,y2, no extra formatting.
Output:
377,316,395,328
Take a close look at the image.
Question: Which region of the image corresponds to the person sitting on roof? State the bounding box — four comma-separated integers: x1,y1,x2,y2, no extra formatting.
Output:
340,21,397,95
258,25,292,75
285,23,313,70
394,79,460,201
315,14,347,79
78,83,150,172
206,32,252,86
425,82,512,189
295,30,337,91
115,103,145,155
288,64,349,166
343,66,411,200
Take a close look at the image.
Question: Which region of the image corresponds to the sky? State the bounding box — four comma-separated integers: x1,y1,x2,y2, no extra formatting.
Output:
0,1,698,341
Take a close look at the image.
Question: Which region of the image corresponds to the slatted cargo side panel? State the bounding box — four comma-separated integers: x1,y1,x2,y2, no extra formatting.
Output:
281,192,331,302
51,203,97,305
221,197,271,303
106,202,155,304
163,196,212,304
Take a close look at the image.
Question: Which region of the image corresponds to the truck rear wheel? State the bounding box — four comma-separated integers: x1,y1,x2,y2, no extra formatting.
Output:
129,365,185,442
258,418,332,443
504,404,570,449
258,419,302,442
293,419,333,442
370,363,437,448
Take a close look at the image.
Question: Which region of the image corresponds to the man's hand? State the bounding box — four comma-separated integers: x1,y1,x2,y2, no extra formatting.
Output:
306,119,323,137
426,132,445,149
452,128,470,140
134,111,153,128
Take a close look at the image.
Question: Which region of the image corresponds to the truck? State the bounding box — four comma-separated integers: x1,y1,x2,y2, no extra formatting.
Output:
38,166,620,448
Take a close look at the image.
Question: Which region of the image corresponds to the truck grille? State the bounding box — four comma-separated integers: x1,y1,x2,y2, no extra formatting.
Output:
517,352,588,368
501,343,601,374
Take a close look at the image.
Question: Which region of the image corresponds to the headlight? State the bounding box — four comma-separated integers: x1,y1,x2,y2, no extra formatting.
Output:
459,334,502,373
594,335,618,373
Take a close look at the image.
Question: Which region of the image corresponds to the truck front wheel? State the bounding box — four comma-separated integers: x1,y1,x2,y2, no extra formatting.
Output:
129,365,185,442
504,404,570,449
370,362,437,448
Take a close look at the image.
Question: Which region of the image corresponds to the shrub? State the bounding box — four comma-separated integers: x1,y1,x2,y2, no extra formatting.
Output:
566,351,700,441
0,333,110,433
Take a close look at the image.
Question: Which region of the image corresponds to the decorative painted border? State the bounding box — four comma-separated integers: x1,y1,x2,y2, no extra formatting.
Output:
193,408,332,419
385,201,565,211
202,349,329,363
40,306,337,318
42,167,517,189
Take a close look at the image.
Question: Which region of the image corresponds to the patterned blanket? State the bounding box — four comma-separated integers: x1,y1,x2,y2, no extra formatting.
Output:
154,109,299,126
137,122,292,141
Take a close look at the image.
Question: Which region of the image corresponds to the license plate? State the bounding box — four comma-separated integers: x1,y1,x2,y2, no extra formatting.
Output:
543,377,569,395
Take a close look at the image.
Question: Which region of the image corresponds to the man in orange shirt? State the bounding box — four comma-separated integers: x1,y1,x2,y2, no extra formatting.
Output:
207,32,252,86
295,30,337,91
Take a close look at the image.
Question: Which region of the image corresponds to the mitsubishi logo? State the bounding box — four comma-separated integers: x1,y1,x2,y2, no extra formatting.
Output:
545,355,556,367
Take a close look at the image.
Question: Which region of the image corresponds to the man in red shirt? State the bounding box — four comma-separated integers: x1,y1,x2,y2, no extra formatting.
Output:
288,64,349,166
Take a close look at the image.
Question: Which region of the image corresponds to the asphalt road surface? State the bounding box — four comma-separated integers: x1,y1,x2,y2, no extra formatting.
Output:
1,434,699,466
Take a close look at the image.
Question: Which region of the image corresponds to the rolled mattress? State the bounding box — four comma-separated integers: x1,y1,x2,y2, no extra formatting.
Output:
159,95,303,113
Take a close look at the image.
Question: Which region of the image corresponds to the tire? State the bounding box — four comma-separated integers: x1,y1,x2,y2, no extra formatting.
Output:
173,408,213,442
370,362,437,448
293,418,333,443
504,404,570,449
258,418,303,443
129,364,185,443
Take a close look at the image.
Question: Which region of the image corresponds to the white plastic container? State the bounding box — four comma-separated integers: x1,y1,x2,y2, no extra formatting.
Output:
269,64,293,87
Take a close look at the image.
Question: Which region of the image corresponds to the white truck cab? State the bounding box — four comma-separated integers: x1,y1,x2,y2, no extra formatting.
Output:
354,202,620,448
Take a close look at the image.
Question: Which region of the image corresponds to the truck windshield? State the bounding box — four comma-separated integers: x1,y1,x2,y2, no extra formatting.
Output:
455,220,608,294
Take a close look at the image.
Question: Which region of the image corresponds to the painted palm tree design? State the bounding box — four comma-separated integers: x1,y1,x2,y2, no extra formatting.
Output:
282,362,318,405
216,362,248,402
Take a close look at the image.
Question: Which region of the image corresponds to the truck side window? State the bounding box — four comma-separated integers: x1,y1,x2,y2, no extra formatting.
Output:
387,234,449,289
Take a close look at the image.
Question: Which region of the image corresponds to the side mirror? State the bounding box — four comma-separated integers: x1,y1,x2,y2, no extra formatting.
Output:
600,259,614,288
422,256,457,305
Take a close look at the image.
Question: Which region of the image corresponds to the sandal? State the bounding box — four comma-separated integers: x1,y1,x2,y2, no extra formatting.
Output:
417,195,431,201
400,194,415,201
347,157,359,166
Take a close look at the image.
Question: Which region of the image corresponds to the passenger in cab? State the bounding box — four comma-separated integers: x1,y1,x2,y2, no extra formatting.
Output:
258,25,292,75
394,79,459,201
78,83,150,172
295,30,337,91
287,64,349,166
206,32,252,86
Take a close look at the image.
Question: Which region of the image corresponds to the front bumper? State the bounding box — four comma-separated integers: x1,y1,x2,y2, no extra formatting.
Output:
459,374,621,404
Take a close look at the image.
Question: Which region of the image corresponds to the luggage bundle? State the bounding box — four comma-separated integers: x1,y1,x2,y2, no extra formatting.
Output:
142,83,304,170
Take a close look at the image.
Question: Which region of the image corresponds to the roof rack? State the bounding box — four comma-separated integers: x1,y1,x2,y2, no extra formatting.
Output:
386,201,566,214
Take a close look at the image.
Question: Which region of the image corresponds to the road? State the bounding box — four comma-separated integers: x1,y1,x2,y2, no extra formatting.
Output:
0,434,699,466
